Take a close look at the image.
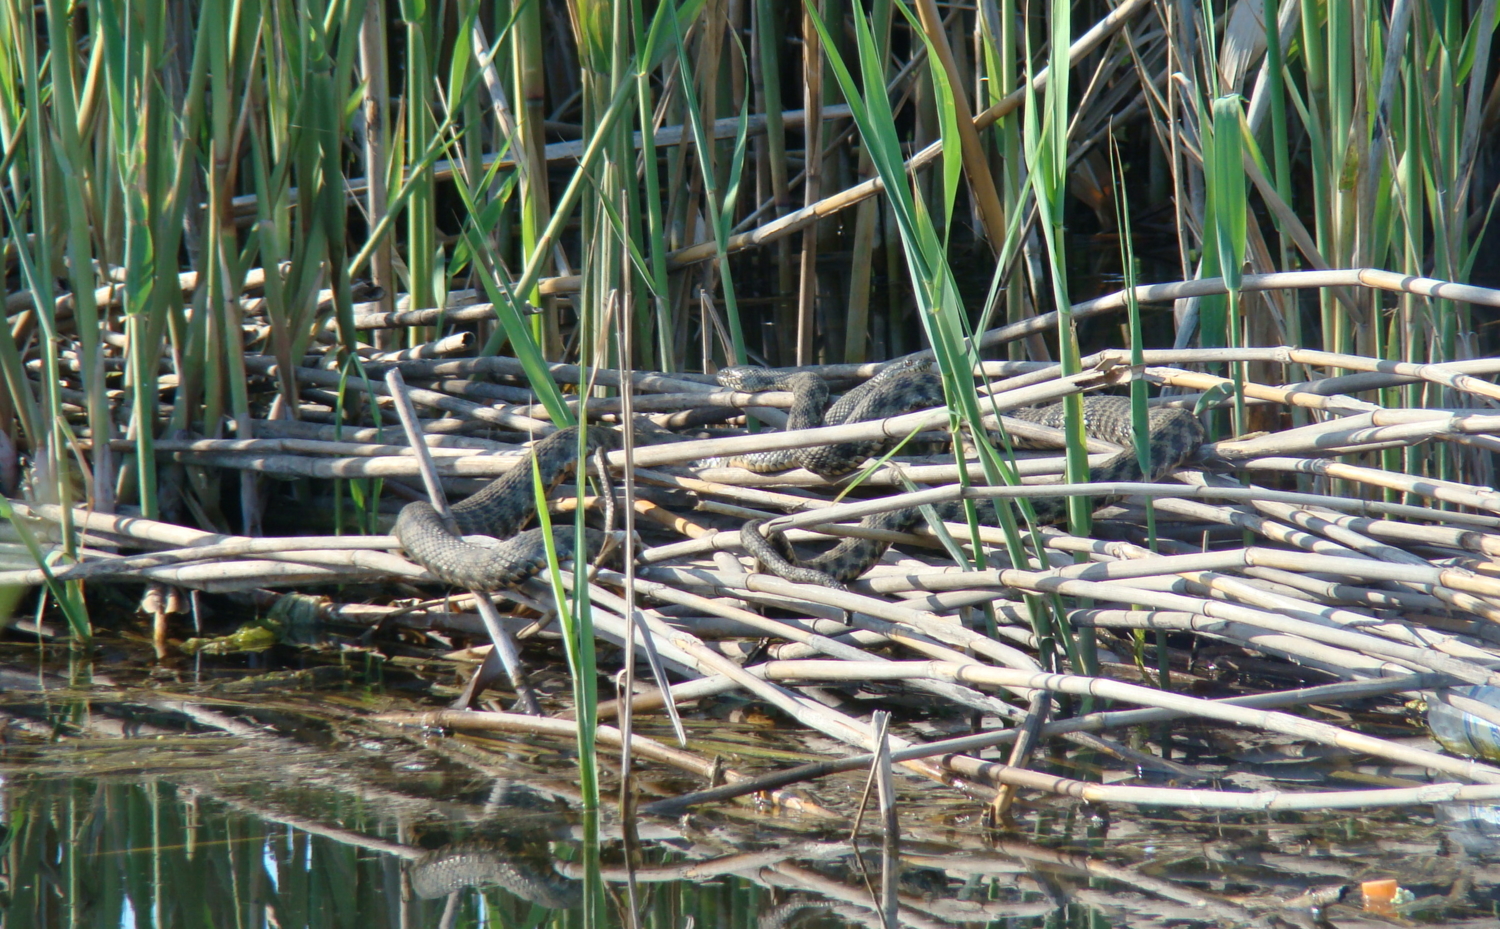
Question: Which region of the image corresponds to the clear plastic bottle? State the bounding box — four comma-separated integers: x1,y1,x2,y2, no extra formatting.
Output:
1427,686,1500,760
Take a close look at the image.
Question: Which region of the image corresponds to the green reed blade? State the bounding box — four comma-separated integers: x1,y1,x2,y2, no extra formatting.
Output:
806,0,1071,668
665,1,748,364
477,72,638,361
0,495,89,637
532,450,599,811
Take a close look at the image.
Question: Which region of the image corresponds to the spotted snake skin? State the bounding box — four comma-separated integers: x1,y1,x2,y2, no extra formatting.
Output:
715,364,1204,589
393,426,611,590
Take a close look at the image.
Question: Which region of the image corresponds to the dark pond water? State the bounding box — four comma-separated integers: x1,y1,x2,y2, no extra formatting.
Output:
6,638,1500,928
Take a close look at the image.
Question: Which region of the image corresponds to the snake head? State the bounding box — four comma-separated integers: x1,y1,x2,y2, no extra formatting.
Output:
882,355,935,373
570,426,615,451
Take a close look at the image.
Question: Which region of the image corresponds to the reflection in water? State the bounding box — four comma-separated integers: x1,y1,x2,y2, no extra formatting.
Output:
756,895,835,929
409,840,582,908
5,659,1500,926
1439,801,1500,857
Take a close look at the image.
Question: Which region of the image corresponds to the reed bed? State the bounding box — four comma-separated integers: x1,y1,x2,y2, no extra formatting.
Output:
2,0,1500,870
10,266,1500,822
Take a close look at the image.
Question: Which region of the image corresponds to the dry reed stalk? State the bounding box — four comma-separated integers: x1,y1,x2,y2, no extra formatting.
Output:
0,535,400,587
158,451,526,482
245,357,554,434
227,104,855,221
663,0,1153,273
986,573,1499,686
117,437,506,459
358,333,475,362
5,502,421,593
341,302,514,331
560,577,978,794
755,660,1500,782
245,418,512,448
640,565,1040,675
684,452,1106,487
702,481,1498,546
597,569,1028,718
646,669,1451,815
1074,535,1500,626
367,354,716,393
1241,456,1500,513
972,270,1500,355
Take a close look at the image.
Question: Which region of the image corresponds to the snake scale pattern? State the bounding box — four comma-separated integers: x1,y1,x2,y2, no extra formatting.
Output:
709,357,946,478
715,362,1204,589
409,841,580,908
394,426,611,590
394,361,1200,593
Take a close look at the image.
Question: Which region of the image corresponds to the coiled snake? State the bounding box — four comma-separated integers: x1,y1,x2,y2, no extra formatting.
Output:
394,426,612,590
709,357,946,477
713,361,1204,589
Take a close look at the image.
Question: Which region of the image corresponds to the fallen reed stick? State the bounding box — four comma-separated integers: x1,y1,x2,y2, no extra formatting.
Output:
6,503,421,584
683,452,1107,487
245,418,513,448
1239,455,1500,512
244,356,555,434
114,436,512,459
0,535,401,587
233,103,854,221
642,670,1452,814
573,578,979,794
586,569,1031,723
982,570,1500,683
1172,569,1498,663
1081,608,1426,682
662,0,1152,274
1297,506,1500,556
638,566,1043,676
754,660,1500,782
384,368,541,713
1214,409,1500,460
364,354,717,393
711,481,1500,547
160,450,534,482
720,544,1491,680
1067,535,1500,629
356,332,475,362
970,271,1500,355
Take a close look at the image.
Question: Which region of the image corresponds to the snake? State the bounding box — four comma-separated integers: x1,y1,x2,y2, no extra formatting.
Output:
708,356,947,478
394,426,613,590
408,840,581,909
714,363,1204,589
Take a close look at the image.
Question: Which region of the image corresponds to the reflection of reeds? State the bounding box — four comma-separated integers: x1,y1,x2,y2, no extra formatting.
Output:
0,660,1488,923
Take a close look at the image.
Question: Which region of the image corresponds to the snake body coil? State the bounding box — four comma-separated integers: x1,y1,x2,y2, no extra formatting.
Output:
716,364,1204,588
394,426,610,590
710,357,945,478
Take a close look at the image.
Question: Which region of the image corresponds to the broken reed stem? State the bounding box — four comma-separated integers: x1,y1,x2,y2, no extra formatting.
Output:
642,672,1451,814
384,367,540,715
0,535,401,587
739,660,1500,783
